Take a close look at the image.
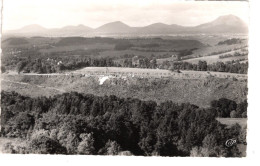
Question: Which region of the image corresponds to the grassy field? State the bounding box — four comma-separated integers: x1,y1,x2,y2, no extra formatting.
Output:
72,67,172,74
190,43,247,57
1,72,248,107
216,118,247,128
161,34,247,45
71,67,247,80
157,45,248,64
1,77,64,97
182,49,248,64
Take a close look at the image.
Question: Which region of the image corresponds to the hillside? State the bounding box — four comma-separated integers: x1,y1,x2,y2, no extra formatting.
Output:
2,37,29,45
94,21,136,34
193,15,248,34
1,74,247,108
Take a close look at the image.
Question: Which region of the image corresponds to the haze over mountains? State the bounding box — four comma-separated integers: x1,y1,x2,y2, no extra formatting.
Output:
4,15,248,37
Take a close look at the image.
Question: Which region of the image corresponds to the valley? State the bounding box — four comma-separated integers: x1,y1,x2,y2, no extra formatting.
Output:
0,11,249,157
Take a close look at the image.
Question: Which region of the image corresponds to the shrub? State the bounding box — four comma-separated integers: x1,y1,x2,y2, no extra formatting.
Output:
77,133,95,155
105,140,121,155
29,135,67,154
230,110,238,118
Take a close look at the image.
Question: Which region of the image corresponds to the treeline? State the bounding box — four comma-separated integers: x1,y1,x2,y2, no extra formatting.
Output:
12,57,117,74
1,91,247,156
165,60,248,74
218,38,243,45
219,52,248,59
211,98,247,118
2,53,247,74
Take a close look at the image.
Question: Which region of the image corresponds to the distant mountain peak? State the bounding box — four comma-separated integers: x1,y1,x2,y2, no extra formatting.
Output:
61,24,91,29
77,24,85,27
217,14,240,19
214,14,245,25
194,14,248,33
111,21,124,24
95,21,132,34
98,21,130,27
150,22,168,26
4,14,248,36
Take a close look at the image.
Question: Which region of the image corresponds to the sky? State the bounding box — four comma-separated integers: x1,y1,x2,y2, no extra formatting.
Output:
1,0,249,31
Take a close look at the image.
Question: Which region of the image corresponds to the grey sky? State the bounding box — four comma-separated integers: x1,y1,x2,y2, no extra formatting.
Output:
2,0,249,30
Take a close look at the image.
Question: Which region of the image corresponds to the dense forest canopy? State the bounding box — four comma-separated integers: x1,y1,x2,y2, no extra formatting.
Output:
1,91,247,156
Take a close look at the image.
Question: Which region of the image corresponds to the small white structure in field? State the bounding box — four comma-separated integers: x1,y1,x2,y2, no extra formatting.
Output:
99,76,110,85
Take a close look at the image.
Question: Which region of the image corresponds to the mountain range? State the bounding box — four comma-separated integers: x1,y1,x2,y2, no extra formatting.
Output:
4,15,248,37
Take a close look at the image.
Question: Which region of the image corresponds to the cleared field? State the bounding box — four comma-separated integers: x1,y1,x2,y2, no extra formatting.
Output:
72,67,171,74
1,71,248,108
182,51,247,64
180,70,247,78
191,43,247,57
216,118,247,128
71,67,247,80
157,46,248,65
1,78,64,97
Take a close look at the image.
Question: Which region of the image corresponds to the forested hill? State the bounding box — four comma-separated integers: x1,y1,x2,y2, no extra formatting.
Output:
1,91,247,156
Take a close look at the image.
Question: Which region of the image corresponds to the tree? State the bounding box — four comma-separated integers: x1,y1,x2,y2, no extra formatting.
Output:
16,61,27,74
56,124,80,154
10,112,35,138
29,129,67,154
1,66,6,73
190,146,210,157
230,110,238,118
197,61,207,71
105,140,121,155
202,134,217,150
211,98,237,117
77,133,95,155
1,91,247,156
238,125,247,145
177,54,181,61
29,135,67,154
242,111,247,118
236,100,247,118
150,58,157,69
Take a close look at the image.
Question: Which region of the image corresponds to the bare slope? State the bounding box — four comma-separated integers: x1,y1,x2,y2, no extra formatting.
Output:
2,74,247,107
